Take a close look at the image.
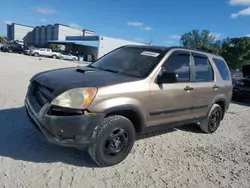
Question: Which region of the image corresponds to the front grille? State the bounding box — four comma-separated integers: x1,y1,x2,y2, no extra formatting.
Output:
27,81,54,112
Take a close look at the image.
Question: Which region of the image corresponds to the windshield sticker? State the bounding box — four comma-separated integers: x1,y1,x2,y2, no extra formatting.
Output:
141,51,160,57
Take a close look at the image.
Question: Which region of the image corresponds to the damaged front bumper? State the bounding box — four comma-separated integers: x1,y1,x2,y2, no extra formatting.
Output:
25,98,104,149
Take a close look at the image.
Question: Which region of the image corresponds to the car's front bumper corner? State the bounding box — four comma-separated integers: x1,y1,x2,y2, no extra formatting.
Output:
25,99,104,149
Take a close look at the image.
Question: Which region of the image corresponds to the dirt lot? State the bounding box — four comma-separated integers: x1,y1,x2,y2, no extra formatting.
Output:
0,52,249,188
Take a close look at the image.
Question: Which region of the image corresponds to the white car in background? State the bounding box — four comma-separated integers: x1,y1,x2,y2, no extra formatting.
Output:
30,48,61,59
58,52,78,61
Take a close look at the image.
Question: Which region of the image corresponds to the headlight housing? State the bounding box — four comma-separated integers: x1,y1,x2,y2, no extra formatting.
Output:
235,80,244,86
51,87,97,109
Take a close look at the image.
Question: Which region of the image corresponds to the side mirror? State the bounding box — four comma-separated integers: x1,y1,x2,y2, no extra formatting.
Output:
157,69,178,84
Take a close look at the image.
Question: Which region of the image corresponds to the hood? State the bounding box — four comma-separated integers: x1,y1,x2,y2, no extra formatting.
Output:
242,64,250,78
31,66,141,96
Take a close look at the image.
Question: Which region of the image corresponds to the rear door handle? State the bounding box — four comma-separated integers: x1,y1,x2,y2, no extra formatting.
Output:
184,86,194,91
213,85,220,89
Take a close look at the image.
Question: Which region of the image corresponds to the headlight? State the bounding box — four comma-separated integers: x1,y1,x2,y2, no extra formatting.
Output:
235,80,244,86
51,87,97,109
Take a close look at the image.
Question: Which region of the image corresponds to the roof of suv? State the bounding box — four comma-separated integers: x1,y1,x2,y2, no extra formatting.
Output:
124,45,223,59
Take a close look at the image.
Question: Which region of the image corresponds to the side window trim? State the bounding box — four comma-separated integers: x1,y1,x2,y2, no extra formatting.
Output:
208,58,215,81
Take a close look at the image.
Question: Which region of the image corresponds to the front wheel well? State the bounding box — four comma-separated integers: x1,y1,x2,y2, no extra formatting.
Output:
105,110,144,134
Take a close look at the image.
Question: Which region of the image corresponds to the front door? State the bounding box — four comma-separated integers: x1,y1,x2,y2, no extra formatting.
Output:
148,50,195,126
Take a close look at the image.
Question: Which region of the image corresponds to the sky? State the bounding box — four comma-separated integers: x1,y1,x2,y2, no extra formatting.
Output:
0,0,250,46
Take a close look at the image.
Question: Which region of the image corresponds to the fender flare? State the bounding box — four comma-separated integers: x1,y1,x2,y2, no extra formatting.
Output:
104,104,146,132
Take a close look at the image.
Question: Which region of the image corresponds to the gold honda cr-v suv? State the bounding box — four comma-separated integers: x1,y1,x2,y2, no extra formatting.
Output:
25,45,232,166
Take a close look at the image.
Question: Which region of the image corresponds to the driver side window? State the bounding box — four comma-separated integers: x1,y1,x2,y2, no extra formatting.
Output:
163,51,191,82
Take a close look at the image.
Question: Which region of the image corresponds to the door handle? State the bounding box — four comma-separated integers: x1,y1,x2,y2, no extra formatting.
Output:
184,86,194,91
213,85,220,89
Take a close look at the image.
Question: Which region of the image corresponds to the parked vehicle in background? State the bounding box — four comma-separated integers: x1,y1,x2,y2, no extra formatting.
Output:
24,45,37,55
232,72,243,84
30,48,61,58
232,65,250,101
58,52,78,61
25,45,232,167
0,43,24,53
24,49,31,55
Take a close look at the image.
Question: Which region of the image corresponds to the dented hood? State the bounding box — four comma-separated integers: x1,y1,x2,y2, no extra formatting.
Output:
31,66,141,96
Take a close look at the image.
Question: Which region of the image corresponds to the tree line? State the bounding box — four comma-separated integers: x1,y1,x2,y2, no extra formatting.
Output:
180,29,250,69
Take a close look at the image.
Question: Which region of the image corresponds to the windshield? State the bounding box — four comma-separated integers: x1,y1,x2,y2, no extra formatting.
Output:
88,47,165,78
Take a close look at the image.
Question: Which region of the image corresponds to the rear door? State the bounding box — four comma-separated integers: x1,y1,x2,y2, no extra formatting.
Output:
45,49,52,57
190,52,217,117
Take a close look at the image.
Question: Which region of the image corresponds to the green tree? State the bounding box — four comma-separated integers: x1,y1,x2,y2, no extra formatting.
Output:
220,37,250,69
180,29,250,69
49,43,62,51
180,29,221,54
0,36,8,43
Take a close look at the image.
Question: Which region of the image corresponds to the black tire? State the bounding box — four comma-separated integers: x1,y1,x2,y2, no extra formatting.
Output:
73,57,77,61
52,54,57,59
199,104,223,134
88,115,135,167
34,52,39,57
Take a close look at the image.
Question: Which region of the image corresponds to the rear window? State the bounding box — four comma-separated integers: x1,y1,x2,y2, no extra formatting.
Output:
212,58,230,80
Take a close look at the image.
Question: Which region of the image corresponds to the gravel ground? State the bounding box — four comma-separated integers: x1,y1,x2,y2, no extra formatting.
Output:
0,52,250,188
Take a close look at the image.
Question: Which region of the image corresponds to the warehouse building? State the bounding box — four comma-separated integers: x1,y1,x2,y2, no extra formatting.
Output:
7,23,34,44
6,23,94,47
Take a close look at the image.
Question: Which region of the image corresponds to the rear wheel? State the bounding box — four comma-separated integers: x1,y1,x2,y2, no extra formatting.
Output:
88,115,135,167
199,104,222,133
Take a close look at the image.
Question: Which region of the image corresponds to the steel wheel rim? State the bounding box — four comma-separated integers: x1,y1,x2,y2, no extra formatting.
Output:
209,109,221,129
104,128,129,157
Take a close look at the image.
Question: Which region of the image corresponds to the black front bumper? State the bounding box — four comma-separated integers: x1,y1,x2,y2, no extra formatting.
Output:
25,98,104,149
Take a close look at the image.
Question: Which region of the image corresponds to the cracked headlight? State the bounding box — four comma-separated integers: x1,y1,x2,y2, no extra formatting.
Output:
51,88,97,109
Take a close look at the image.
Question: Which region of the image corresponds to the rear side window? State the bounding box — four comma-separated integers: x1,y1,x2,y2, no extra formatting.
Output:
194,56,214,82
163,53,190,82
212,58,230,80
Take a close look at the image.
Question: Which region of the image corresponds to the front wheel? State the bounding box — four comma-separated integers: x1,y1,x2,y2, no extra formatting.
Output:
34,52,39,57
199,104,223,133
52,54,57,59
88,115,135,167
